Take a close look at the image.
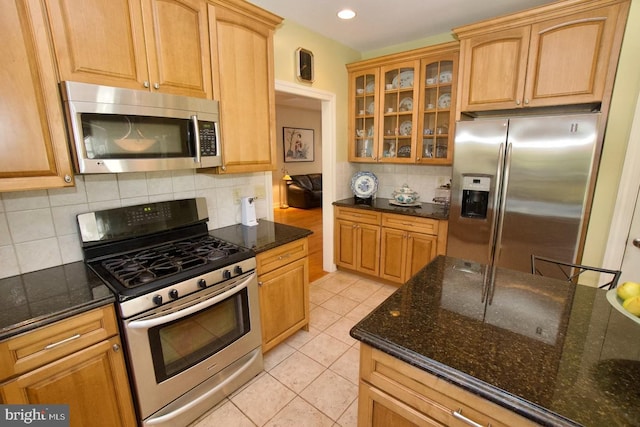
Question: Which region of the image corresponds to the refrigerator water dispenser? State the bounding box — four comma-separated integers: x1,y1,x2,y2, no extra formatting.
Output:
461,176,490,219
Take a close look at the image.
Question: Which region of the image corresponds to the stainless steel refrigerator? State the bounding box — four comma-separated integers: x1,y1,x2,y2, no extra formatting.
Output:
447,113,600,274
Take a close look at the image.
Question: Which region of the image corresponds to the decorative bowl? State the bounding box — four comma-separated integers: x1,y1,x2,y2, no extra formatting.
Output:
392,184,419,204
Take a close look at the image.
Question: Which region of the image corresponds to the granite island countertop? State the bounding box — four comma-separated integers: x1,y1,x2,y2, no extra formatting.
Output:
0,262,114,341
333,197,449,220
209,219,312,253
351,255,640,427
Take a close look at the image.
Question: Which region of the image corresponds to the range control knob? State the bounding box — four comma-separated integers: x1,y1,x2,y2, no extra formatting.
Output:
168,289,179,299
223,270,232,280
152,295,163,305
198,278,207,288
234,265,243,275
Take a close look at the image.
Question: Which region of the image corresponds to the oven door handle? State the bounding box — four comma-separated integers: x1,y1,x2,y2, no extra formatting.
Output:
127,273,253,329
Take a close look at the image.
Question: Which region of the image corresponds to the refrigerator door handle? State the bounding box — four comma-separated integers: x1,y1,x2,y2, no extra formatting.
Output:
488,143,505,262
493,142,513,265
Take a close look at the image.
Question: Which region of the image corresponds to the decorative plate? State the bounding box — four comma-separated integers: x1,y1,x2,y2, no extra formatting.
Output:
351,171,378,198
438,93,452,108
399,121,412,136
439,71,453,83
606,289,640,325
399,97,413,112
392,70,414,89
367,102,375,114
397,145,411,157
365,81,375,94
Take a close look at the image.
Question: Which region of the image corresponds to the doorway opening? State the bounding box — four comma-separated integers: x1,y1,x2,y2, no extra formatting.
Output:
273,80,337,281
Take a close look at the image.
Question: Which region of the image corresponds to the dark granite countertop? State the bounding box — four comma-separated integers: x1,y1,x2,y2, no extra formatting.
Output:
0,262,114,341
333,197,449,220
351,255,640,427
209,220,312,253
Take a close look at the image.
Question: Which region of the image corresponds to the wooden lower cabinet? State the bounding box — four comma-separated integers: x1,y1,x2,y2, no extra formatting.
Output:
358,344,539,427
257,238,310,352
335,207,446,284
0,306,136,427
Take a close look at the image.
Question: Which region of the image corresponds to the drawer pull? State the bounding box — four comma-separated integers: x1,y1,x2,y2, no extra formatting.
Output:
452,409,484,427
277,253,291,260
44,334,81,350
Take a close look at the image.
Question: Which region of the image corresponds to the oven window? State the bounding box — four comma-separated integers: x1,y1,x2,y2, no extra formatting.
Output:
148,288,250,382
80,113,193,159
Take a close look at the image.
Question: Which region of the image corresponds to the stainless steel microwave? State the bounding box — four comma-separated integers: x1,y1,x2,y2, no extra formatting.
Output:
61,81,222,174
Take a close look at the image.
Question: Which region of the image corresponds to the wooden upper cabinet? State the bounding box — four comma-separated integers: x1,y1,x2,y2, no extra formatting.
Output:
525,6,620,107
459,27,530,111
0,0,74,192
455,0,630,113
208,0,282,173
45,0,212,98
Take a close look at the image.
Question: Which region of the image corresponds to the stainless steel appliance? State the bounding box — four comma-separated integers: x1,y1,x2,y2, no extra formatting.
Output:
62,81,222,174
447,113,600,275
78,198,262,427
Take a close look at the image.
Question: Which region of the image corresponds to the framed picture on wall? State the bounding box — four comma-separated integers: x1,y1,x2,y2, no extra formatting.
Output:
283,127,314,162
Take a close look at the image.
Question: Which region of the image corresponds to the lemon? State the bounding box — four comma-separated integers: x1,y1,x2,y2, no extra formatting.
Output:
616,281,640,301
622,295,640,317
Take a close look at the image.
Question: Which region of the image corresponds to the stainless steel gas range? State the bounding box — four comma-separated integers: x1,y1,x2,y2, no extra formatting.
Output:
78,198,263,427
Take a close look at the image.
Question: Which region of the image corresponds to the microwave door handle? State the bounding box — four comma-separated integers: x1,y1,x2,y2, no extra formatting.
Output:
191,115,201,164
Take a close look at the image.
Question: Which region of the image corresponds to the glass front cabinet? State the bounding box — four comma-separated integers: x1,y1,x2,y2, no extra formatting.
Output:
347,43,458,165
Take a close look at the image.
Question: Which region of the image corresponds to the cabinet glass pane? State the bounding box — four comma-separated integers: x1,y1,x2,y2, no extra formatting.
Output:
354,73,376,159
382,66,415,160
420,60,453,161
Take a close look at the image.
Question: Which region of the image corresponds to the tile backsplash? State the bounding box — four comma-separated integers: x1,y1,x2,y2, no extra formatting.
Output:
0,171,270,279
356,164,452,203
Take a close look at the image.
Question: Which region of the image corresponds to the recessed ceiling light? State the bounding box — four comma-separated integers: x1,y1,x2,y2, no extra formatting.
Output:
337,9,356,20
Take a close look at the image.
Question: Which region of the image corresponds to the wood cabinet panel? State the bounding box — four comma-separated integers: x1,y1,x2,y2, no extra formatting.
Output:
406,233,438,278
1,337,136,427
455,0,629,112
359,344,539,427
459,27,530,111
208,1,281,173
258,257,309,352
358,224,381,276
379,228,407,283
45,0,211,98
525,5,620,107
257,237,309,352
335,219,358,270
0,0,74,192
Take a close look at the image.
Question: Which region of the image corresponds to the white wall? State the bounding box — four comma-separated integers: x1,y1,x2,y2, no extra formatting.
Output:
0,171,270,279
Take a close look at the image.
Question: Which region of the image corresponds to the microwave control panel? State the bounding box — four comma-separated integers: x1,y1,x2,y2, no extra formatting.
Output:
199,121,218,156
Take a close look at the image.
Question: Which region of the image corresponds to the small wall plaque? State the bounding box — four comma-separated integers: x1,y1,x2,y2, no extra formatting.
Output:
296,48,314,83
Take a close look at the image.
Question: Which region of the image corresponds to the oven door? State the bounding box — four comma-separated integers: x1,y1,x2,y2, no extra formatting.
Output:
122,271,262,420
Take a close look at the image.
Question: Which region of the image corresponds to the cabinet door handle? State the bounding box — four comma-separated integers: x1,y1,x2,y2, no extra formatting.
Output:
278,253,291,260
112,344,120,352
515,99,521,105
143,80,150,88
452,409,484,427
44,334,81,350
258,281,264,286
153,82,160,90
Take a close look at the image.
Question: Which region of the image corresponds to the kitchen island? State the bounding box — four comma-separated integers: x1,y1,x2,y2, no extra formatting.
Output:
351,255,640,426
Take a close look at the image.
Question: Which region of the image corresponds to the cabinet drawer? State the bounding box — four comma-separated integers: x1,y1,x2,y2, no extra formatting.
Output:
382,213,439,235
360,344,539,427
0,306,119,381
335,207,381,225
257,238,308,275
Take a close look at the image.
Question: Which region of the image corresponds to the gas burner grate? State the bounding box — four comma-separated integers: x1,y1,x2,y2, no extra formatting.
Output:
101,235,242,288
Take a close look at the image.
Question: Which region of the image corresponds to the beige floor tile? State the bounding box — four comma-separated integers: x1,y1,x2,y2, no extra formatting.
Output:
263,342,296,371
321,293,360,316
329,346,360,385
344,303,374,322
310,285,335,305
324,316,358,346
336,397,359,427
192,399,255,427
315,272,359,294
361,285,398,308
299,332,350,367
284,326,321,349
300,370,358,421
231,373,296,426
309,305,342,330
270,351,325,393
265,396,334,427
339,280,382,302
